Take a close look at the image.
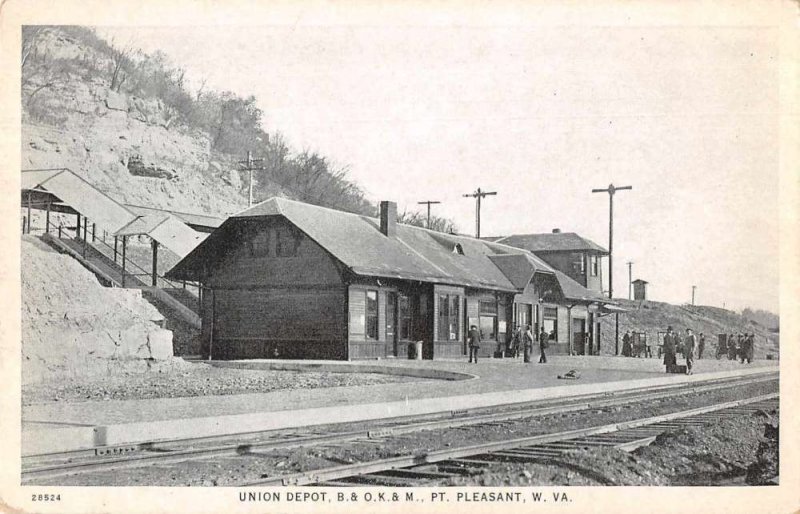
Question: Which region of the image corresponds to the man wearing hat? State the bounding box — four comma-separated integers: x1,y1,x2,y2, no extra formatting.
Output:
663,326,678,372
684,328,697,375
467,325,481,364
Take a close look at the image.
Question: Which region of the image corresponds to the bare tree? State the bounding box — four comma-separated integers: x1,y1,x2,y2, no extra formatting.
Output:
109,41,132,92
21,26,44,69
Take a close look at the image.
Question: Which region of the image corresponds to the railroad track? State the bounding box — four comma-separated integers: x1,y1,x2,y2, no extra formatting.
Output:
254,394,779,487
22,371,778,484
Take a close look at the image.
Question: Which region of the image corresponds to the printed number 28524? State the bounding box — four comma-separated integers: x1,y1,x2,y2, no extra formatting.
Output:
32,494,61,501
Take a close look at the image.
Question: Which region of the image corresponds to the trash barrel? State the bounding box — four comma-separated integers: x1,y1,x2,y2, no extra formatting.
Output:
407,341,423,360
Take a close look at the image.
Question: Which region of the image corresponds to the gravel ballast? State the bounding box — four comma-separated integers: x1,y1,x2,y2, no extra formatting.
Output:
22,362,428,405
31,379,777,486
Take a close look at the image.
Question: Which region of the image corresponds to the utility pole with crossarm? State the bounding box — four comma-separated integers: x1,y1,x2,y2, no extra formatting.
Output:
239,151,265,207
592,183,632,355
417,200,441,229
463,188,497,238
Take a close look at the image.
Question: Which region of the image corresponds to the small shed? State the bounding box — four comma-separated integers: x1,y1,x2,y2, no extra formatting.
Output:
632,279,649,300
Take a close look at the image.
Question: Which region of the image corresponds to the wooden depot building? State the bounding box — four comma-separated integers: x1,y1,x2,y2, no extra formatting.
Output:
167,198,610,360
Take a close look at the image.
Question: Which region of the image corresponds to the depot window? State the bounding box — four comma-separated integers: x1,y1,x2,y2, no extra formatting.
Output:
248,231,270,258
479,300,498,341
438,294,460,341
365,290,378,340
398,295,412,340
543,306,558,342
589,255,599,277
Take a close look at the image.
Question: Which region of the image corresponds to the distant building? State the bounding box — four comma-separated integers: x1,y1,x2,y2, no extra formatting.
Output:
633,279,649,300
489,230,608,295
167,198,612,360
486,230,612,354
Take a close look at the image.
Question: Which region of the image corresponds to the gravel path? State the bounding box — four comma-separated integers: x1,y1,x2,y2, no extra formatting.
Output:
22,362,426,405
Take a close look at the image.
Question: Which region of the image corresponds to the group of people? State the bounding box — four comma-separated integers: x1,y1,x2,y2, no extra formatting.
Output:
717,333,756,363
662,326,700,374
620,330,654,358
466,324,552,364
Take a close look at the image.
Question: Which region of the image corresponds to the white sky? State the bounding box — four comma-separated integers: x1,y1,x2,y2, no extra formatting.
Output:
97,19,781,313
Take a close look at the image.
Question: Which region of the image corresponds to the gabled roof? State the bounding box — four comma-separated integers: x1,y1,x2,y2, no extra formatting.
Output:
494,232,608,255
552,269,608,303
168,197,558,291
632,279,649,284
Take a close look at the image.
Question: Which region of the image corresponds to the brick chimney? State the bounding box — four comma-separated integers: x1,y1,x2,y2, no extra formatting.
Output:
552,228,561,233
380,201,397,237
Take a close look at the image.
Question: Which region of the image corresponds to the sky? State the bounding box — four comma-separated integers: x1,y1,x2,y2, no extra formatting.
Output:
97,20,781,313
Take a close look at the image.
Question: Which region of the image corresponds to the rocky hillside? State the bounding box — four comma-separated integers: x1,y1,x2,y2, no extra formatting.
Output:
21,28,285,217
599,299,779,359
21,26,379,219
21,236,187,385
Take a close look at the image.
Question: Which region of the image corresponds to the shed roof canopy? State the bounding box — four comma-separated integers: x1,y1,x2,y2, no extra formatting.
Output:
22,168,205,258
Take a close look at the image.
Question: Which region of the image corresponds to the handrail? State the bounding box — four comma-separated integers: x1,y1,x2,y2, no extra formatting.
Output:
45,217,182,290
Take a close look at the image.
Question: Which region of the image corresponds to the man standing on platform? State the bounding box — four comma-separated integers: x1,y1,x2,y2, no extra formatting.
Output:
698,332,706,359
468,325,481,364
684,328,697,375
663,326,678,372
522,325,533,363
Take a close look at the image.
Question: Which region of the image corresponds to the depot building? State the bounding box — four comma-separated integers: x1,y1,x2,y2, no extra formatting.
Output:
167,197,614,360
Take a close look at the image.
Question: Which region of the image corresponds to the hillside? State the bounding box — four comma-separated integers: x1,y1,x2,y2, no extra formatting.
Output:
21,236,187,385
599,299,779,359
21,26,378,219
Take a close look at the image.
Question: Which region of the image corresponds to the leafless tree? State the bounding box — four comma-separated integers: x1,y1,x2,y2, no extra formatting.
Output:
21,26,45,69
109,41,132,92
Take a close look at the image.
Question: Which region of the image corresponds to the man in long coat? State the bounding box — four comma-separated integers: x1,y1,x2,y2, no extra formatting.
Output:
663,326,678,371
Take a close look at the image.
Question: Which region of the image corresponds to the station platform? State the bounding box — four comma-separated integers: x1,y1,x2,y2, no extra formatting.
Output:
21,356,778,455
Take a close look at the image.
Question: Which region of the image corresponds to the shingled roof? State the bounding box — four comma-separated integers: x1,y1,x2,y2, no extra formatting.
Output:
552,269,608,303
494,232,608,255
167,197,558,292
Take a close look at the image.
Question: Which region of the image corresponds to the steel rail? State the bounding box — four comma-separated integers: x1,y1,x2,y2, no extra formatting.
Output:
246,392,778,486
24,369,777,463
21,373,777,482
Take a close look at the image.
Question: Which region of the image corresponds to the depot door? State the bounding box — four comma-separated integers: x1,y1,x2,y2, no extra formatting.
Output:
572,318,586,355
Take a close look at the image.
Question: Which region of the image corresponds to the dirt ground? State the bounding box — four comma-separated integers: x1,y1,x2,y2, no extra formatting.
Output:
22,362,425,405
448,408,779,486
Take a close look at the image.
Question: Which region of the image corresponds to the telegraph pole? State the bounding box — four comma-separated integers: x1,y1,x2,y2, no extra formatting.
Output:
463,188,497,238
417,200,441,229
627,261,634,300
592,183,632,355
692,285,697,306
238,151,265,207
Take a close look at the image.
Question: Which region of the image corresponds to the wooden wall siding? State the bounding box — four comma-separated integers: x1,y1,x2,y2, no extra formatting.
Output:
433,341,464,359
213,288,344,341
557,305,569,343
209,218,343,288
213,339,346,360
539,252,587,287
